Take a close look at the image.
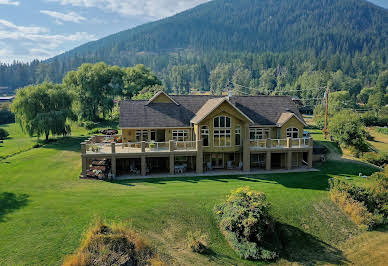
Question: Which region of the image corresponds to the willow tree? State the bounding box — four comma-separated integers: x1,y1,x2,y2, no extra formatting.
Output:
63,62,124,122
11,82,74,141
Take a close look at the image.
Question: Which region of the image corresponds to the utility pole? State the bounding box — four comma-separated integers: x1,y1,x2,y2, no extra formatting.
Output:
323,85,329,139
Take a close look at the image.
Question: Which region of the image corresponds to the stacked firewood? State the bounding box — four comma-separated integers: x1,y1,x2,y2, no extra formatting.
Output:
86,159,111,180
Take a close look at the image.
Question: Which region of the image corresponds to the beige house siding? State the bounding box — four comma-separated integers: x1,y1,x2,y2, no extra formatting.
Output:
150,93,175,103
280,116,305,139
198,101,248,153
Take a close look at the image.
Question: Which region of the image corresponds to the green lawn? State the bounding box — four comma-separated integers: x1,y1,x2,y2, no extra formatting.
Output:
0,123,384,265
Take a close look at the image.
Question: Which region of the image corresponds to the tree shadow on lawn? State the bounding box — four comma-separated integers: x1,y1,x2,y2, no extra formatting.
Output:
115,160,379,191
278,223,348,265
40,136,88,152
0,192,29,222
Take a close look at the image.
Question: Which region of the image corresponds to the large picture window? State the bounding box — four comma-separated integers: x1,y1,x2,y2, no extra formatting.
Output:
249,128,270,140
201,126,209,147
213,116,231,147
172,130,188,141
214,130,231,147
286,128,299,138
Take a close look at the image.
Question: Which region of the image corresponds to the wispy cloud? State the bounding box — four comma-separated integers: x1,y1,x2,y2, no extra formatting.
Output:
0,0,19,6
40,10,87,24
49,0,210,19
0,19,96,62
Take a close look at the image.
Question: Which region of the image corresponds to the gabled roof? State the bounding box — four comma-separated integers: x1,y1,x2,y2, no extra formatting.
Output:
191,97,254,124
277,112,307,127
120,94,305,128
147,91,180,105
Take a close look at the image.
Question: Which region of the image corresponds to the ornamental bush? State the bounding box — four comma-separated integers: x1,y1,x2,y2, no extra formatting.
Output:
214,187,281,261
0,128,9,140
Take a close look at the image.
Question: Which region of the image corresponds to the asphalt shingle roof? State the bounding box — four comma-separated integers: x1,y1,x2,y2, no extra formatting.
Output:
119,95,304,128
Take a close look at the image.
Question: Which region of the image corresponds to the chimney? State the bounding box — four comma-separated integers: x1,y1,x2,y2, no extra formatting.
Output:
228,89,232,100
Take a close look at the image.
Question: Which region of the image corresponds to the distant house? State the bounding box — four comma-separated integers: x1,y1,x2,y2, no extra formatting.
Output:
81,91,313,178
0,96,15,103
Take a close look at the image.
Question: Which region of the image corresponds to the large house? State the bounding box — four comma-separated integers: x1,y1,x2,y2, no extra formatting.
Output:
81,91,313,178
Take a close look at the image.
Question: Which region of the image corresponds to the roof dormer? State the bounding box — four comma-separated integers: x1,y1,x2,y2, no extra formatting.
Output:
146,91,180,105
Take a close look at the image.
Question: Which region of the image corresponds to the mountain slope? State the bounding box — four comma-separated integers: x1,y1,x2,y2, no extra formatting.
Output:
58,0,388,59
1,0,387,92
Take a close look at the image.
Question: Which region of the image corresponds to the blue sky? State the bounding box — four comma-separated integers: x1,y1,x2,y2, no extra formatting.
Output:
0,0,386,63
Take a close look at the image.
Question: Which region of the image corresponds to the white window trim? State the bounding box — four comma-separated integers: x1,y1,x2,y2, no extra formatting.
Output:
172,129,189,141
249,128,270,140
201,126,209,147
286,127,299,138
213,129,232,147
235,126,241,146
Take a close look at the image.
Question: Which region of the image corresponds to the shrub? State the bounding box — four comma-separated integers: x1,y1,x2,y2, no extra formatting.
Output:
0,103,15,125
361,152,388,167
376,127,388,135
63,221,165,266
329,190,377,230
0,128,9,140
185,231,208,254
214,187,280,261
329,175,388,229
83,121,98,130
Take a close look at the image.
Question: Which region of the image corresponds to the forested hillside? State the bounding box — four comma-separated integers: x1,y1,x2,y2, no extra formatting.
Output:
0,0,387,102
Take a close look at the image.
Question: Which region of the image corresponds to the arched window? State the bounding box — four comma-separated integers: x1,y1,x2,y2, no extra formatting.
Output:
286,128,299,138
201,125,209,147
213,116,231,147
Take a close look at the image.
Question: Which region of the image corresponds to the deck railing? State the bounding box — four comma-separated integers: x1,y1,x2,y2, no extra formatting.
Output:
250,137,312,150
175,141,196,151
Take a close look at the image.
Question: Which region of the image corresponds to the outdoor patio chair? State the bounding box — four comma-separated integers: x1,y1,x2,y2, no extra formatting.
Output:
238,161,243,170
207,162,213,171
227,160,233,169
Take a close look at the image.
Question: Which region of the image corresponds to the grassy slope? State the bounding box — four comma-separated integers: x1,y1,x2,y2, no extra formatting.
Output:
0,124,385,265
367,127,388,152
0,123,38,159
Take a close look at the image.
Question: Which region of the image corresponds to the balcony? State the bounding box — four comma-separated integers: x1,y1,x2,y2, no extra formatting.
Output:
81,135,197,155
250,138,312,150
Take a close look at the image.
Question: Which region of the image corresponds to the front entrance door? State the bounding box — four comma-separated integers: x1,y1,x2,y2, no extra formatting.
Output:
212,153,224,169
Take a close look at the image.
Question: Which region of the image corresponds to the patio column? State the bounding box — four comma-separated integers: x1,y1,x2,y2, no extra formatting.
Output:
81,142,86,154
141,156,146,176
141,141,146,153
308,149,313,168
243,123,250,172
111,156,116,177
287,151,292,170
169,154,175,174
111,142,116,154
287,137,292,148
169,140,175,151
266,151,271,171
81,156,87,177
196,139,203,173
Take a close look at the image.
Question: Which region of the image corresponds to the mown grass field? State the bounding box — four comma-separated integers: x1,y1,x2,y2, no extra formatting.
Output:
0,123,386,265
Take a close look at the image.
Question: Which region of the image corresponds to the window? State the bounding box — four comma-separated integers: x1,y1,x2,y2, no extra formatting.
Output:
235,125,241,146
213,116,232,147
249,128,270,140
172,130,188,141
150,130,156,141
214,129,231,147
136,130,149,141
286,128,299,138
214,116,231,128
201,126,209,147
